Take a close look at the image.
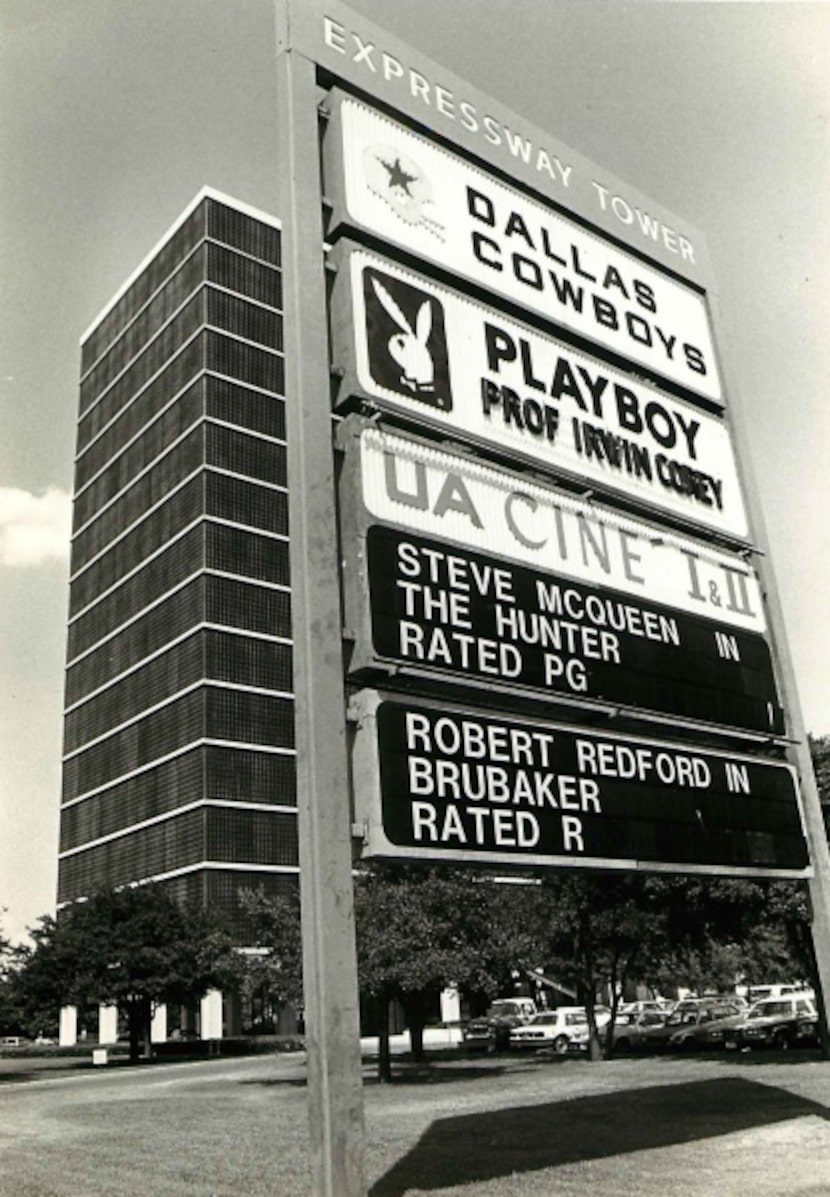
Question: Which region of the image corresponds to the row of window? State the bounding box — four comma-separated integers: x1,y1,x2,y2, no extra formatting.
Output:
80,205,207,373
67,523,291,660
80,246,207,393
59,744,297,853
79,248,283,398
79,302,284,475
74,377,204,530
60,867,299,942
205,330,284,394
78,334,204,463
206,200,281,269
64,630,294,753
68,525,203,659
63,686,295,802
207,288,283,353
57,806,298,903
69,476,204,616
76,367,286,496
80,290,204,417
74,422,288,570
207,242,282,309
80,199,281,374
70,471,289,617
72,428,205,571
65,574,292,702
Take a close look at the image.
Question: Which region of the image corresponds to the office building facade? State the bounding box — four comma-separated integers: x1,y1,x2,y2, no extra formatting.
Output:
59,189,298,939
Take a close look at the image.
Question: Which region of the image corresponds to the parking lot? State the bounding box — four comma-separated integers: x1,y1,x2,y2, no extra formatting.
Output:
2,1044,830,1195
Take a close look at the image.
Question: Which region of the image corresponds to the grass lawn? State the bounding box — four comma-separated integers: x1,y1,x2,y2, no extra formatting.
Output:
2,1048,830,1195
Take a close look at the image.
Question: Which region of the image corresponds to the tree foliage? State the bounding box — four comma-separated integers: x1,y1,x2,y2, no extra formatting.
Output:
532,874,671,1058
14,885,236,1061
235,887,304,1028
354,863,516,1078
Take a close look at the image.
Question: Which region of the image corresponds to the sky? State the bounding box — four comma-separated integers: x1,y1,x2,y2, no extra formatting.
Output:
1,0,829,944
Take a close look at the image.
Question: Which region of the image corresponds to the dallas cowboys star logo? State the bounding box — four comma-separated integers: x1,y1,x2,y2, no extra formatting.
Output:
380,157,418,197
363,143,446,240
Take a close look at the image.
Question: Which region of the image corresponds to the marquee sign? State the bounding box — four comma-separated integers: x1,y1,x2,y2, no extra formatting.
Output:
344,523,783,735
340,420,767,635
285,0,711,283
324,92,723,405
331,245,747,538
350,691,807,876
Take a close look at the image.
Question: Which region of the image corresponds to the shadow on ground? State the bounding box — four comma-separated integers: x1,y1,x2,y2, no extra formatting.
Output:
242,1065,506,1088
370,1076,830,1195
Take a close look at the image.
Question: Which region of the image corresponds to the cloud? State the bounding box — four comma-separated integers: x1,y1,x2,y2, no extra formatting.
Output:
0,487,71,566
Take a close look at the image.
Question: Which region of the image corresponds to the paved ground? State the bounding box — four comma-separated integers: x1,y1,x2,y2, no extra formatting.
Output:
1,1044,830,1195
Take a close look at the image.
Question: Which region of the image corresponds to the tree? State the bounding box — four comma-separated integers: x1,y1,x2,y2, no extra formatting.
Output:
0,914,29,1037
535,873,672,1059
354,864,532,1080
15,885,236,1063
235,887,303,1032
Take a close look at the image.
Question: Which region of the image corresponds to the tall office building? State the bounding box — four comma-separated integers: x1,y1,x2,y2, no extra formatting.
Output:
59,189,298,939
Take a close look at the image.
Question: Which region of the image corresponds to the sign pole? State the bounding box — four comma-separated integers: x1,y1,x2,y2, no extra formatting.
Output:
275,4,367,1192
714,324,830,1050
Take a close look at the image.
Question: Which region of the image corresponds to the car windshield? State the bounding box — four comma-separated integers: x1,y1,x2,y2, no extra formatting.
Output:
749,1001,791,1019
529,1013,558,1025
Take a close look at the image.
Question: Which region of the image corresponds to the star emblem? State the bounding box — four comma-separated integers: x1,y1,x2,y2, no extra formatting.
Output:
380,156,418,196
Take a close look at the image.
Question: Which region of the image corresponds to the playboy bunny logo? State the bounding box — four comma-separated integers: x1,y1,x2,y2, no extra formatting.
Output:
372,278,434,393
364,268,452,411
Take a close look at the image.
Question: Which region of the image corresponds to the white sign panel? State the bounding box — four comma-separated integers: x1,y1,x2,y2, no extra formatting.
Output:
351,423,765,634
326,94,723,405
335,246,747,538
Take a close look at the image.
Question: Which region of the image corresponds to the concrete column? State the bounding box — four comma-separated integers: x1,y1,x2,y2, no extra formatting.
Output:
440,987,461,1024
59,1005,78,1047
98,1004,118,1045
224,990,242,1038
200,989,223,1039
151,1004,168,1044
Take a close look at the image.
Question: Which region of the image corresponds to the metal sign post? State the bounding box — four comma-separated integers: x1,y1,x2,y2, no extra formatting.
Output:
711,336,830,1045
275,4,366,1194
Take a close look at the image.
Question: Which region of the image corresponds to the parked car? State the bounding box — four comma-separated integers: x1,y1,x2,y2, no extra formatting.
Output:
667,1003,747,1050
662,996,747,1050
745,984,813,1005
619,999,674,1017
725,994,819,1051
568,1008,670,1054
510,1007,589,1054
461,997,537,1051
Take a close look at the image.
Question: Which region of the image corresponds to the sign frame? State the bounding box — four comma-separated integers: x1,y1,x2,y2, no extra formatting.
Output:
337,417,783,738
276,9,830,1171
292,0,716,286
349,688,810,879
330,241,750,540
341,520,784,739
323,90,724,407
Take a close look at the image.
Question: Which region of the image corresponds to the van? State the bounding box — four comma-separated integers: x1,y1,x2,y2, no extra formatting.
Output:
747,984,813,1004
0,1036,24,1046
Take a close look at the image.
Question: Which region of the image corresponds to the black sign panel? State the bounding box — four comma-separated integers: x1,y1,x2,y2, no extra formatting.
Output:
369,698,806,873
363,525,783,735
